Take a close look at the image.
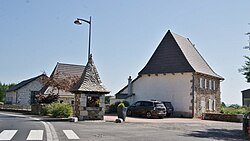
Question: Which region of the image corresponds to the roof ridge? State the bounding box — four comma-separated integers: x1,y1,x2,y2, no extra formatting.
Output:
6,74,47,92
57,62,85,67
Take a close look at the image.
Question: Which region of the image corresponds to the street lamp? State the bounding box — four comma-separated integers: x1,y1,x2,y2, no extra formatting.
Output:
74,16,92,59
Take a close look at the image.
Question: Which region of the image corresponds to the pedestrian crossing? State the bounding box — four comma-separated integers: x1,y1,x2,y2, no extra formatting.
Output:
0,129,80,140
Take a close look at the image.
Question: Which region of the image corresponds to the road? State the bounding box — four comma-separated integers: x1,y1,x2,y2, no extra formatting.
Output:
0,111,246,141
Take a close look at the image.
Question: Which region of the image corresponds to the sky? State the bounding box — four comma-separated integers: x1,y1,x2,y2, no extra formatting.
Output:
0,0,250,105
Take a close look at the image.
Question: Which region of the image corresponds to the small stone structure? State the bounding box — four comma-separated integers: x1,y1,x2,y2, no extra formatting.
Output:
71,55,110,120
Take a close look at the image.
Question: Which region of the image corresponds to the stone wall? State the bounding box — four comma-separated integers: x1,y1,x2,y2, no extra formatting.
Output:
75,94,105,120
193,73,221,117
202,113,243,122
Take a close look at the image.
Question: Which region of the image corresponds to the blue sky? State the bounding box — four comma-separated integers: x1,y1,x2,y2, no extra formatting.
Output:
0,0,250,105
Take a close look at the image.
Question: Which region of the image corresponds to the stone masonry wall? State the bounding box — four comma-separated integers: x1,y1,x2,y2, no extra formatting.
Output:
193,73,221,117
16,78,45,106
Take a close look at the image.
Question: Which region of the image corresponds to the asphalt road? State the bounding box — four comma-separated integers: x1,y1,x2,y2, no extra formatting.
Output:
51,120,245,141
0,111,246,141
0,112,47,141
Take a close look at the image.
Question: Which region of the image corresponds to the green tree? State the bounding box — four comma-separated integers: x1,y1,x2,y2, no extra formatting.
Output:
0,82,15,102
239,56,250,82
221,102,226,107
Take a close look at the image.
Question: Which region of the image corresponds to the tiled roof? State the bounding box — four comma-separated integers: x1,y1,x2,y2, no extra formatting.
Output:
51,63,85,78
6,74,47,92
71,55,110,94
139,30,223,79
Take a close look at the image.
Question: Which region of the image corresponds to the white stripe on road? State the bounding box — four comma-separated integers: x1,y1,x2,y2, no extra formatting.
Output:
26,130,43,140
63,130,80,139
0,130,17,140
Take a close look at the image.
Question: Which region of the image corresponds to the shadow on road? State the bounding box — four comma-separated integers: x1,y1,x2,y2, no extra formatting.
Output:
183,128,247,141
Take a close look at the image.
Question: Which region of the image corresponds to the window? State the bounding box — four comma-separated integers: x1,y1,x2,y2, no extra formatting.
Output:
87,96,100,107
142,102,153,107
213,81,216,90
200,78,203,88
213,99,216,111
209,80,212,90
135,102,141,107
208,99,213,111
204,79,207,89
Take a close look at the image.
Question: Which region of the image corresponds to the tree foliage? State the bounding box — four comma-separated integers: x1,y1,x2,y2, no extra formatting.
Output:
0,82,16,102
239,56,250,82
36,72,80,104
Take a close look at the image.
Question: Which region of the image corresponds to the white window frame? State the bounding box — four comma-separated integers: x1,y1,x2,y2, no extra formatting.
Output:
200,78,203,88
213,99,216,111
209,80,212,90
208,99,213,111
213,81,216,90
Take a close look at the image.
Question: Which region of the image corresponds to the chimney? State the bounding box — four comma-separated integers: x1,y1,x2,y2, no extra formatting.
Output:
128,76,132,96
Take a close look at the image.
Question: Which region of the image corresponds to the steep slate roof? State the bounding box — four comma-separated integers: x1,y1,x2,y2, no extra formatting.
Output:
71,55,110,94
139,30,223,79
51,63,85,78
6,74,47,92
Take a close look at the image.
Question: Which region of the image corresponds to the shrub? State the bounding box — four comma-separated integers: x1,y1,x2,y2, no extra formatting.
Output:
42,102,73,118
221,106,249,115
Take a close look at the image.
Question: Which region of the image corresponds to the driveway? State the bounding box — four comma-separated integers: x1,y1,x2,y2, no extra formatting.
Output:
103,115,246,141
104,115,231,124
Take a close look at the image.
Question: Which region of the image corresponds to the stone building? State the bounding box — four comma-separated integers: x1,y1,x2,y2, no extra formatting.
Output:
5,74,47,106
71,55,110,120
242,89,250,106
116,30,224,117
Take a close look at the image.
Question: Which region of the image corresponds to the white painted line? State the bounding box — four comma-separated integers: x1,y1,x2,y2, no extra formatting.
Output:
26,130,43,140
63,130,80,139
41,121,59,141
47,122,59,141
0,130,17,140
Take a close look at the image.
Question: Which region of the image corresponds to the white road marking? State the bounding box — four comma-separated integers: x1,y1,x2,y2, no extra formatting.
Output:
0,130,17,140
63,130,80,139
26,130,43,140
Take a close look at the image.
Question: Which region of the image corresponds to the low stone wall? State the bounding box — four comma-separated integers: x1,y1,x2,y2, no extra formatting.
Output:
202,113,243,122
0,104,31,111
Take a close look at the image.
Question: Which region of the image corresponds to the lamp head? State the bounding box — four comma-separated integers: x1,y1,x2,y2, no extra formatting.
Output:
74,19,82,25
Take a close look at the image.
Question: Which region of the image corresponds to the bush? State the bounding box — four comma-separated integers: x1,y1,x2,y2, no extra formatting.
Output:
42,103,73,118
221,106,249,115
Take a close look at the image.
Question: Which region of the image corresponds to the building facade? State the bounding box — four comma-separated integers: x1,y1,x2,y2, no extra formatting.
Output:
116,30,223,117
5,74,47,106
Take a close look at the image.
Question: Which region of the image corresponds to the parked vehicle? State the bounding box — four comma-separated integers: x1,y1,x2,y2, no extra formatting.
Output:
127,100,166,118
162,101,174,117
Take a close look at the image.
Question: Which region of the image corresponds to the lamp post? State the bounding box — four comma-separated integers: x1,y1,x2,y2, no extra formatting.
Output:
74,16,92,59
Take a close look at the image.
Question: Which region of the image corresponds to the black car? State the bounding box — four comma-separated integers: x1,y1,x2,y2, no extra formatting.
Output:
162,101,174,117
127,100,166,118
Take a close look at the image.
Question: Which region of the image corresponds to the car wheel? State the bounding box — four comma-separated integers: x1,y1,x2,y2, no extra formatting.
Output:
127,110,132,116
146,112,152,118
